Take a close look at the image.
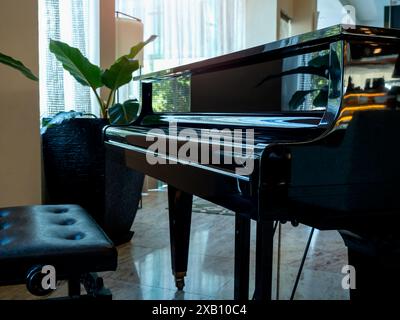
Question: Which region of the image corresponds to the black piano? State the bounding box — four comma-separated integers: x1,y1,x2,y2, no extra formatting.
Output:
105,25,400,300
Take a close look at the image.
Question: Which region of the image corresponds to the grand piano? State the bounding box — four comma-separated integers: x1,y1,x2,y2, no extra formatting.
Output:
104,25,400,300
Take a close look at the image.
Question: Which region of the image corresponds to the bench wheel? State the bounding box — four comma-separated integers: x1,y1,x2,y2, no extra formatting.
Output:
26,265,56,297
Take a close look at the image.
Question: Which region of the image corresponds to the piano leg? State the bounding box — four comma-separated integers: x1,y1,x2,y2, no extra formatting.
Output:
253,220,274,300
168,185,193,291
234,214,251,300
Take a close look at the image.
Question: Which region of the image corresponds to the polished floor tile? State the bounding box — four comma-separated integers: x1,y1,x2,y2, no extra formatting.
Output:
0,191,350,300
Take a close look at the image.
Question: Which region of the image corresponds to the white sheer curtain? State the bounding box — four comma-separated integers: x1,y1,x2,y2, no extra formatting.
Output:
39,0,99,118
116,0,246,75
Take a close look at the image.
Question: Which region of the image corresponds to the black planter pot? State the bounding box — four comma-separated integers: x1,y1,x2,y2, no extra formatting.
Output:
42,118,144,244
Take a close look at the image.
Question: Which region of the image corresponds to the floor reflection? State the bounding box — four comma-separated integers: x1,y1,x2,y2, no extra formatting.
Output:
0,191,349,300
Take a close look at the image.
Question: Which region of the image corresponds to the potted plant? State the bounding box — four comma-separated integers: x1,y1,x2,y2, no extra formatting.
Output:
42,36,156,244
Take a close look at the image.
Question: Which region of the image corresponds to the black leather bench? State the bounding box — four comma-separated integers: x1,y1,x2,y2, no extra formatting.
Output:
0,205,117,299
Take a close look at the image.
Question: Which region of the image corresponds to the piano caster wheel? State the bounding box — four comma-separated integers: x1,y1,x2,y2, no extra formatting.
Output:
176,278,185,291
174,272,186,291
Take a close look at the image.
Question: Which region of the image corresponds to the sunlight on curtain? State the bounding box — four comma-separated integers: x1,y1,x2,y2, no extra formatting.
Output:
39,0,99,118
116,0,246,74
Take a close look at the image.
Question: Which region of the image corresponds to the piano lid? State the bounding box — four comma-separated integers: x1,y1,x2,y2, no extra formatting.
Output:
134,24,400,82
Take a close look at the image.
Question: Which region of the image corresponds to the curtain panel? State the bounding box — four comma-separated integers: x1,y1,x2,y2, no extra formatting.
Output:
39,0,99,117
116,0,246,74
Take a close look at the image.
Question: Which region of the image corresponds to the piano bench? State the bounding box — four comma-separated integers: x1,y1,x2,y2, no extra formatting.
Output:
0,205,118,299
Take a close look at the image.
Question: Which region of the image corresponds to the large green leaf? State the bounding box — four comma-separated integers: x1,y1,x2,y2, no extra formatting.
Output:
313,86,329,108
257,66,328,88
49,39,103,89
329,50,342,97
109,99,140,125
308,53,330,69
103,35,157,92
0,51,38,81
310,51,342,98
289,89,318,110
125,35,158,60
40,111,84,134
102,57,140,91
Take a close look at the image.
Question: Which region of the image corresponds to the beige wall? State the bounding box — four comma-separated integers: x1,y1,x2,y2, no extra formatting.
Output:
100,0,116,102
0,0,117,207
292,0,317,36
246,0,317,47
0,0,41,207
246,0,278,47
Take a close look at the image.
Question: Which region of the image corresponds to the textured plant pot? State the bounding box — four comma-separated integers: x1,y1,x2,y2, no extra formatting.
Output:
105,144,144,243
42,118,144,244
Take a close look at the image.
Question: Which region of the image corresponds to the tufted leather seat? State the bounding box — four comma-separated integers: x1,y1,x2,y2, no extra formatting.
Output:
0,205,117,297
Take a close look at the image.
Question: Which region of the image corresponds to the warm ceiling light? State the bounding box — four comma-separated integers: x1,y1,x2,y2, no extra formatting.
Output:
373,48,382,54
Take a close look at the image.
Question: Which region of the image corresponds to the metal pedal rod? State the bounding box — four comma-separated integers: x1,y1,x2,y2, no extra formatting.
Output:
273,221,279,236
276,222,282,300
290,227,315,300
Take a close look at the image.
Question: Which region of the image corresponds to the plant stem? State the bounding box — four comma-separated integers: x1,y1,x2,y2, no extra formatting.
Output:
91,86,107,118
105,90,116,116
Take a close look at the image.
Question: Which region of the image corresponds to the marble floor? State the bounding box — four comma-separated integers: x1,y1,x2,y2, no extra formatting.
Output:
0,191,350,300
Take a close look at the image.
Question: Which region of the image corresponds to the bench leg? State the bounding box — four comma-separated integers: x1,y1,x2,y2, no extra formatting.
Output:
81,273,112,300
168,185,193,291
68,275,81,298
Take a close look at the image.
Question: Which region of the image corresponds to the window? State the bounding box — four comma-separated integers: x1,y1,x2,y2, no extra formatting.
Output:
116,0,246,75
39,0,99,118
115,0,246,191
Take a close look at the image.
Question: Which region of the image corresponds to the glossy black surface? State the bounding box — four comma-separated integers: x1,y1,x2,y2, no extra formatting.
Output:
104,25,400,300
133,24,400,82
